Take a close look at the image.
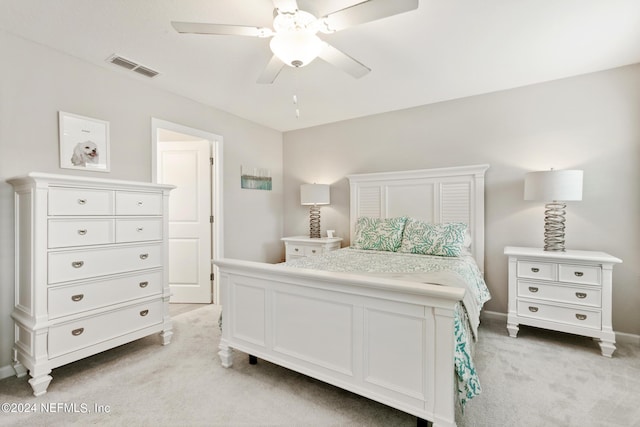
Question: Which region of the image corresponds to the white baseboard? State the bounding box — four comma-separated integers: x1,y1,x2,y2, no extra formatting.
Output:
480,310,640,345
0,363,15,380
480,310,506,322
616,330,640,345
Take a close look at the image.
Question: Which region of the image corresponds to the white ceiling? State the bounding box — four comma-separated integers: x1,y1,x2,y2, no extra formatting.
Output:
2,0,640,132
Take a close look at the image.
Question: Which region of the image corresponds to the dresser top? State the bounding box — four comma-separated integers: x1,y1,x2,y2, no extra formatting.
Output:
7,172,175,191
504,246,622,264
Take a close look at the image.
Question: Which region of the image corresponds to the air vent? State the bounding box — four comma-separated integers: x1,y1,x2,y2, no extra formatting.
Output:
133,66,159,78
106,55,160,78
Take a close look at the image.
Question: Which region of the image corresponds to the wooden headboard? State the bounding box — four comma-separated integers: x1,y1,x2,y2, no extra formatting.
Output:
347,164,490,273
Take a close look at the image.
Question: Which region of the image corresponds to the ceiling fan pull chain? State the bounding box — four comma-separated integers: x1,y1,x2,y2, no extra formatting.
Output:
293,69,300,118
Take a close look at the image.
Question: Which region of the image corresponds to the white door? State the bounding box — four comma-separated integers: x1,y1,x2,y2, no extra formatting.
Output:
157,140,212,303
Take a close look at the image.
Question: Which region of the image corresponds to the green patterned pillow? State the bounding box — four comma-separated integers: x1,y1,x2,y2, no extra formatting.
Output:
399,219,468,257
352,216,407,251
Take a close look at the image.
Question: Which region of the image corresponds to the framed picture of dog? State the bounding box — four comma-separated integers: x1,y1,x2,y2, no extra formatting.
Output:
59,111,110,172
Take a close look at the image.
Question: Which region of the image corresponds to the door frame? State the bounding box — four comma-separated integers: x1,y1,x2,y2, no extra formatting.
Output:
151,118,224,303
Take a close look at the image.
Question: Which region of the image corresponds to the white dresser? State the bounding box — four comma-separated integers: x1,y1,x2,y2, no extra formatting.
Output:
281,236,342,261
504,246,622,357
9,173,174,395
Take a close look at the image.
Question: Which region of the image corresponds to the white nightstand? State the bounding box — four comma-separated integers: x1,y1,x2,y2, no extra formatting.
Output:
504,246,622,357
282,236,343,262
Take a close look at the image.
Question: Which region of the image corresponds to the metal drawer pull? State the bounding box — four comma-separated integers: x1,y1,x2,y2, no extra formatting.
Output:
575,292,587,299
311,249,316,254
140,310,149,317
139,253,149,260
528,306,539,312
71,261,84,268
531,267,540,273
137,201,144,206
576,314,587,321
139,281,149,288
77,199,87,205
136,227,144,232
574,271,584,277
528,286,539,293
71,328,84,336
71,294,84,302
78,229,87,235
294,248,299,252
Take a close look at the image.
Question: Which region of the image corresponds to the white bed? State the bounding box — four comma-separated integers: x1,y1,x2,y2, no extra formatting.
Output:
214,164,490,427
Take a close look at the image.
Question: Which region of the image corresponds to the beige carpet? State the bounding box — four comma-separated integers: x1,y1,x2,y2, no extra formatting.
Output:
1,304,639,426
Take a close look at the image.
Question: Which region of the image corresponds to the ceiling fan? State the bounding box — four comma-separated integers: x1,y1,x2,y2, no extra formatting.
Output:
172,0,419,84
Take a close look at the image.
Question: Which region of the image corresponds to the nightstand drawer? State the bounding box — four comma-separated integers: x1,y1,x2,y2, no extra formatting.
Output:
517,261,556,281
517,300,601,330
282,236,343,262
304,246,323,256
558,264,601,286
286,244,307,256
517,281,601,308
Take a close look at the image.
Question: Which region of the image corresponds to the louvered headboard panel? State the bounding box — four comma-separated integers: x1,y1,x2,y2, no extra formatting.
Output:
347,164,489,273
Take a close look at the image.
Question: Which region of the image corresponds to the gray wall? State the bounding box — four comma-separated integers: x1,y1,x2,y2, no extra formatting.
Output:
283,63,640,336
0,32,283,375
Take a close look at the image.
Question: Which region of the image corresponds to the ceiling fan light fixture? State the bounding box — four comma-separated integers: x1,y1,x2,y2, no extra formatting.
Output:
269,31,324,67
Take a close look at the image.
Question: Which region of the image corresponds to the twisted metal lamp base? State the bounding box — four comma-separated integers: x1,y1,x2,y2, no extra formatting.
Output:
308,205,321,238
544,202,566,251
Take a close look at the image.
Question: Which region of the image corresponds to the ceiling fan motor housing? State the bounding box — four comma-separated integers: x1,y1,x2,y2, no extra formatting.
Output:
270,9,324,67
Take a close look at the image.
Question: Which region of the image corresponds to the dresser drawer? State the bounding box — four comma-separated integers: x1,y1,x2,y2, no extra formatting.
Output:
517,280,601,308
48,219,115,248
116,191,163,215
559,264,601,286
49,188,114,216
116,218,163,243
48,299,163,358
516,261,556,281
517,300,601,330
48,270,163,319
48,244,162,284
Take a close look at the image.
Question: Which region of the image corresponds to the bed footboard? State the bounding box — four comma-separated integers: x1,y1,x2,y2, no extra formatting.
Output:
215,258,465,427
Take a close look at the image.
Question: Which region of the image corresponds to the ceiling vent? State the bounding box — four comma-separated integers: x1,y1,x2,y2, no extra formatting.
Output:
106,55,160,78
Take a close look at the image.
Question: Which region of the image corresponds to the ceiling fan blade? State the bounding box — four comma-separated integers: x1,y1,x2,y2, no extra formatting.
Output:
318,43,371,79
319,0,418,33
256,55,285,84
272,0,299,14
171,21,273,38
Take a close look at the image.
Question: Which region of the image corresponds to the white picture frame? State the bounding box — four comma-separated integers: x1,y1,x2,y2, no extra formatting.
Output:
59,111,110,172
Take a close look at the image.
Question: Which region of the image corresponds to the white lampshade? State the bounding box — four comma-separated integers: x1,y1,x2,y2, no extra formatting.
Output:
301,184,330,205
270,31,324,67
524,170,583,201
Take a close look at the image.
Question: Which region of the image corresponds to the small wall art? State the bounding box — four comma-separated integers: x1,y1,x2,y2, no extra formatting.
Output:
241,166,272,190
59,111,110,172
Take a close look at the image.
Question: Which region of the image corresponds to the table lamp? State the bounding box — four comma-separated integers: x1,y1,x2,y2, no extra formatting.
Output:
524,169,583,251
300,183,330,238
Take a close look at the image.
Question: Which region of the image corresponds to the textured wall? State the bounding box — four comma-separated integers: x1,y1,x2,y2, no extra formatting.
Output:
283,63,640,336
0,31,283,375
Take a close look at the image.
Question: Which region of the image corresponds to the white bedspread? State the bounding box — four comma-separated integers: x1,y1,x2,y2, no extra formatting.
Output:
286,248,490,335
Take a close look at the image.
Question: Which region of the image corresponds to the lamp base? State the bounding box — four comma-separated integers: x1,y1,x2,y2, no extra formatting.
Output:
309,205,321,238
543,202,566,251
